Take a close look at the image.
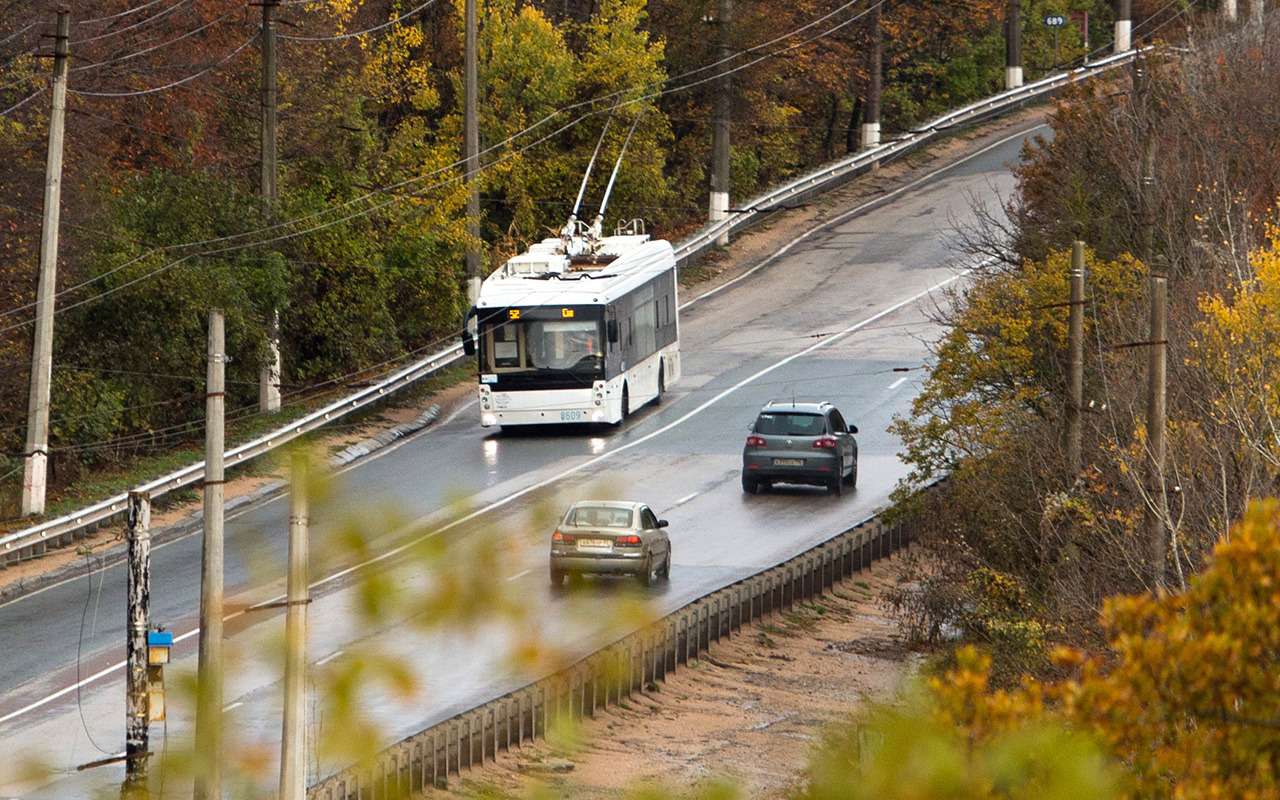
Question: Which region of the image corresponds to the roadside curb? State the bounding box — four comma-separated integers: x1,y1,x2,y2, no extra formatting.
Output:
0,403,443,606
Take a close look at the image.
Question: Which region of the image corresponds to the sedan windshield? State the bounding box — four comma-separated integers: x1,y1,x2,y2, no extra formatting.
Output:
565,506,634,528
755,412,826,436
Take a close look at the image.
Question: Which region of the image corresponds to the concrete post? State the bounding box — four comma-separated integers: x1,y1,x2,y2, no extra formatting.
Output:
861,0,882,151
194,310,225,800
1006,0,1023,89
21,10,69,517
1066,242,1085,476
709,0,733,246
278,454,309,800
1115,0,1132,52
464,0,482,302
122,491,151,798
259,0,282,413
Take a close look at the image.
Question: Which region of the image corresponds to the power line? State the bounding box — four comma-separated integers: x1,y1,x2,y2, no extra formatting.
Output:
78,0,173,26
69,31,257,97
70,9,242,74
70,0,196,45
0,0,881,324
281,0,441,42
0,86,43,116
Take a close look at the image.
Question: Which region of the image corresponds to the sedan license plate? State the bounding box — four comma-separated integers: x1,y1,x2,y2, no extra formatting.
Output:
560,410,585,422
577,539,612,552
772,458,805,467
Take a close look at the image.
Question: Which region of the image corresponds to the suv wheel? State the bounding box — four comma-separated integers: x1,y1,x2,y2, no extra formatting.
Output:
741,473,758,494
828,473,843,496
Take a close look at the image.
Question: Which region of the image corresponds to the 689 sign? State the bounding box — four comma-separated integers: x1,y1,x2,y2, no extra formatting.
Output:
1043,13,1068,27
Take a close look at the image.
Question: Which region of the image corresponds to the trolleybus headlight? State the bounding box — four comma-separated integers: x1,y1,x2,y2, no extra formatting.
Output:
482,412,497,427
592,410,605,422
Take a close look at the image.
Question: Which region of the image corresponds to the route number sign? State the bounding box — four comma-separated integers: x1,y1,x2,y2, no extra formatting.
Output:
1044,14,1068,27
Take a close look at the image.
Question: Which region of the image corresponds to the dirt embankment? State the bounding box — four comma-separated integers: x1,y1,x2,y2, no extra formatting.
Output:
440,555,919,799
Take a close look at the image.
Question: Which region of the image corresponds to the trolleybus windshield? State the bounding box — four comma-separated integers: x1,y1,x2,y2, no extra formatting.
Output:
482,317,604,375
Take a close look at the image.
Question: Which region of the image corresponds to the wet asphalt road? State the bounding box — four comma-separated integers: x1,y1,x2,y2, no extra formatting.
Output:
0,125,1041,796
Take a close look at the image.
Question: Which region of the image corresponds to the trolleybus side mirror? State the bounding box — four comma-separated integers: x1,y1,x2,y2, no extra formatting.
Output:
462,332,476,356
607,319,619,343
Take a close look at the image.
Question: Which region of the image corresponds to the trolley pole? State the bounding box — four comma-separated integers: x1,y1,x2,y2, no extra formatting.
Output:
1066,242,1085,477
21,9,70,517
861,0,882,151
278,454,310,800
122,491,152,798
464,0,482,302
709,0,733,246
193,310,225,800
259,0,282,413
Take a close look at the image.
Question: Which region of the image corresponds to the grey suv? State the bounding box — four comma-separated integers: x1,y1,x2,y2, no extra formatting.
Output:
741,401,858,495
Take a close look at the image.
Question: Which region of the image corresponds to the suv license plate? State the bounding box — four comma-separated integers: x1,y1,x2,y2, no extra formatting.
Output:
773,458,804,467
577,539,611,551
560,410,585,422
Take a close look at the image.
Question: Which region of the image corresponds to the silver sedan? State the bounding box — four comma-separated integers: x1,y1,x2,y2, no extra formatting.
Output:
549,500,672,587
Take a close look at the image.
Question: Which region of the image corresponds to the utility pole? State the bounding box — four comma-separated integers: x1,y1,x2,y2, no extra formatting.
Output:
464,0,482,303
278,453,310,800
861,0,882,151
1066,241,1085,477
194,310,225,800
259,0,282,414
1223,0,1239,22
1136,48,1167,589
1005,0,1023,90
1252,0,1265,27
122,491,152,799
21,10,69,517
709,0,733,247
1114,0,1132,52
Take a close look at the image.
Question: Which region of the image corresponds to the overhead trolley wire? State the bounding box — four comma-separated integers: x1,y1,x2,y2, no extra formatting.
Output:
281,0,442,42
69,30,257,97
0,0,882,324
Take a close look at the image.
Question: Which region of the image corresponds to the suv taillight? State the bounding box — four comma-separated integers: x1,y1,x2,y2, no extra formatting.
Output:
812,437,838,449
746,435,766,447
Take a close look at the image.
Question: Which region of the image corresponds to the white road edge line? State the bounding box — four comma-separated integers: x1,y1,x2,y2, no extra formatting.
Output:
504,569,532,582
222,701,243,713
674,492,699,506
888,376,909,390
314,650,344,667
0,123,1035,729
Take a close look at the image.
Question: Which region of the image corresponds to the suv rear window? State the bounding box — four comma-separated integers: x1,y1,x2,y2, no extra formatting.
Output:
755,412,826,436
565,506,634,528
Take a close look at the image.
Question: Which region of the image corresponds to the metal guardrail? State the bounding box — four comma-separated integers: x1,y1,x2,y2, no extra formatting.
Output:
308,483,934,798
0,49,1140,564
673,48,1142,266
0,344,465,562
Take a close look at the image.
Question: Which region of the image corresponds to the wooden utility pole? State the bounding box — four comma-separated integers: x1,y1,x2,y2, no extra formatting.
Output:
122,491,152,798
710,0,733,246
861,0,882,151
464,0,482,303
1066,241,1085,477
278,454,310,800
259,0,282,414
1005,0,1023,89
21,9,69,517
194,310,225,800
1115,0,1132,52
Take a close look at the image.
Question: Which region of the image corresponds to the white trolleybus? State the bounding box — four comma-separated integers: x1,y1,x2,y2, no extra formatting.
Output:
464,220,680,428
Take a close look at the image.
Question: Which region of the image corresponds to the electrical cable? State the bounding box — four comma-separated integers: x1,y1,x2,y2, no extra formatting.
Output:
70,0,196,45
69,31,257,97
281,0,441,42
70,8,241,74
75,554,115,756
0,86,43,116
0,0,879,321
78,0,172,26
0,0,888,330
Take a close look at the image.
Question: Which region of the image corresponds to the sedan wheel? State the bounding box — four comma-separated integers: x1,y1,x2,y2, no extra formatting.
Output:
550,566,566,588
657,551,671,581
636,557,654,588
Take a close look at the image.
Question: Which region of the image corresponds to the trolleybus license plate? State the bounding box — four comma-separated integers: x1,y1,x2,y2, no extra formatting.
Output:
560,410,586,421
